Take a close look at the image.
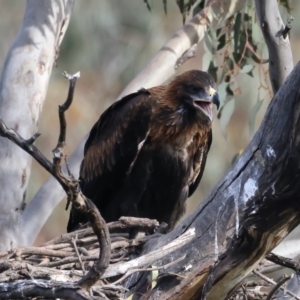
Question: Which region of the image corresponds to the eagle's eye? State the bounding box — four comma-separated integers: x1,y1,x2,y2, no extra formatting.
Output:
188,85,199,94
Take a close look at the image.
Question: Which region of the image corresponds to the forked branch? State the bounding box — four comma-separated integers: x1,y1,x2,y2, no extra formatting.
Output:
0,72,111,295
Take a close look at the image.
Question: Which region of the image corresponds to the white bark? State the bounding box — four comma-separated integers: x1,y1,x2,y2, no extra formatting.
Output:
21,0,248,246
255,0,294,93
0,0,75,251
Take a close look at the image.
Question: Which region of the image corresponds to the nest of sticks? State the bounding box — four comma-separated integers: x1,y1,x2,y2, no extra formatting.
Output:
0,217,167,299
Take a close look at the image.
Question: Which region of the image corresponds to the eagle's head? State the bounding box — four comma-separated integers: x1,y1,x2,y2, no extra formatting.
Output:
164,70,220,123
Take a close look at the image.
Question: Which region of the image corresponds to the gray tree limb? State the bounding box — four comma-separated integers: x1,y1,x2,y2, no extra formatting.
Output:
255,0,294,94
127,63,300,299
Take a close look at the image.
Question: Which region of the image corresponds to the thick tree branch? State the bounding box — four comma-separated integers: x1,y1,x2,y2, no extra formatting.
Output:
124,63,300,299
255,0,294,94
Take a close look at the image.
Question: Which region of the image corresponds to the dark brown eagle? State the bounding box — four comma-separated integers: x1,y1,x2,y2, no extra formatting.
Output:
67,70,219,233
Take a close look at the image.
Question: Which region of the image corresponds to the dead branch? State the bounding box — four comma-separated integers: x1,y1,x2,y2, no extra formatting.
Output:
0,72,111,297
266,253,300,274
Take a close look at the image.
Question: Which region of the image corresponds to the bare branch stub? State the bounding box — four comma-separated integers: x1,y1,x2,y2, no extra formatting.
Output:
266,252,300,274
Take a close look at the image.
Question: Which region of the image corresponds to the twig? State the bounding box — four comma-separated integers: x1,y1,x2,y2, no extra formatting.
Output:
112,254,186,285
253,269,300,300
42,217,158,246
266,252,300,274
72,234,85,275
266,274,293,300
15,247,74,258
241,285,248,300
282,16,294,39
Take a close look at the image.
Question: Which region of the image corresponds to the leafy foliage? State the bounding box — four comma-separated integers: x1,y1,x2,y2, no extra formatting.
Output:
278,0,292,13
201,5,263,136
143,0,168,14
142,1,290,139
176,0,206,23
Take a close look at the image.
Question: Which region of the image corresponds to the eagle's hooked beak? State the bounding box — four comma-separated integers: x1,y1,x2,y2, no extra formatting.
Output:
208,87,220,110
192,86,220,122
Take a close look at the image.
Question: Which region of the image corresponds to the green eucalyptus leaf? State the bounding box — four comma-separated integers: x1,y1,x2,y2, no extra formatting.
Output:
193,0,205,16
247,70,254,77
234,13,242,53
279,0,292,13
226,83,234,96
202,52,213,71
233,52,241,64
226,57,234,71
240,65,254,73
217,34,226,51
204,32,214,54
249,97,263,136
240,57,247,69
144,0,151,11
216,82,227,108
163,0,167,14
220,99,235,139
208,61,218,82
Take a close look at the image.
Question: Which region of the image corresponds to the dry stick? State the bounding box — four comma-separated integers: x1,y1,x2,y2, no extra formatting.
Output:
253,270,300,300
15,247,74,258
266,274,293,300
72,234,85,275
42,217,158,246
112,254,186,285
266,253,300,274
0,71,111,296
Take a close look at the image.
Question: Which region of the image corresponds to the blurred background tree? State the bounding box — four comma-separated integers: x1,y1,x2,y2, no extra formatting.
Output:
0,0,298,245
